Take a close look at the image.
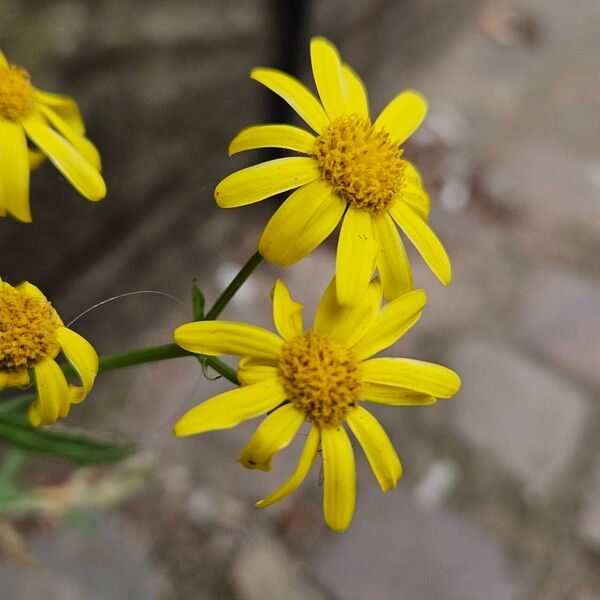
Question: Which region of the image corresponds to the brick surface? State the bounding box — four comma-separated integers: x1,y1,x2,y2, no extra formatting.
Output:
450,338,590,497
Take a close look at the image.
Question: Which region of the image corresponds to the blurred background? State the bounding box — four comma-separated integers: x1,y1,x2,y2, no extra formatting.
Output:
1,0,599,598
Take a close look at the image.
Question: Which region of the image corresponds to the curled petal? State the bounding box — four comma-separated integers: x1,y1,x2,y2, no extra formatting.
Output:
238,404,304,471
256,425,320,508
271,279,304,342
237,357,279,386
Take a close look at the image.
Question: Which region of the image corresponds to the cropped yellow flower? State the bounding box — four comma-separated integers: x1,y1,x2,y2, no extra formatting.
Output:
0,50,105,222
215,37,451,305
173,278,460,531
0,279,98,427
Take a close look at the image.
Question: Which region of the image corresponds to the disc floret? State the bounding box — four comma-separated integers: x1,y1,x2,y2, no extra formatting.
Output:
0,283,61,370
313,114,405,213
278,330,362,428
0,64,34,121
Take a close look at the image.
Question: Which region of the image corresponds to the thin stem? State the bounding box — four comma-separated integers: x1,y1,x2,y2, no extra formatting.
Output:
205,251,263,320
61,344,239,385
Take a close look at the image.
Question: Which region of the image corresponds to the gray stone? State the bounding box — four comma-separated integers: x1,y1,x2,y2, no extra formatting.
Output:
230,533,327,600
516,265,600,389
576,460,600,552
311,486,524,600
450,339,590,497
0,514,165,600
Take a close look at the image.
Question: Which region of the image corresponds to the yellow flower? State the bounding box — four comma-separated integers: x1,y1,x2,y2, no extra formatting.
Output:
215,37,451,306
173,278,460,531
0,50,106,222
0,278,98,427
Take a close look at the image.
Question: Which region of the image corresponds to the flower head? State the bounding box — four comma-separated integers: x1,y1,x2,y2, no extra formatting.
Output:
0,279,98,427
0,50,106,222
173,278,460,531
215,37,452,306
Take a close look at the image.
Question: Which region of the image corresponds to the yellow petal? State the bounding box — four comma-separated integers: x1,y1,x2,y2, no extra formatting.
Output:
229,124,316,155
29,357,70,427
214,157,320,209
390,202,451,286
0,369,30,391
251,68,329,133
55,326,98,403
310,37,348,120
37,104,101,170
342,64,369,119
174,321,283,361
313,276,381,347
0,50,7,67
34,90,85,135
375,90,428,146
372,211,412,300
351,289,427,360
22,112,106,201
173,378,286,436
401,161,430,220
256,425,320,508
347,407,402,492
237,357,279,386
336,207,378,306
362,382,436,406
259,179,344,266
15,281,48,301
321,425,356,532
362,358,461,398
238,404,304,471
0,120,31,222
271,279,304,342
28,149,46,170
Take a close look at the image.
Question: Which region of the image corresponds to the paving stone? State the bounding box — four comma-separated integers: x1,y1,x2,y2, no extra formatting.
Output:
311,486,525,600
230,533,327,600
515,265,600,389
576,460,600,552
449,338,590,497
0,514,165,600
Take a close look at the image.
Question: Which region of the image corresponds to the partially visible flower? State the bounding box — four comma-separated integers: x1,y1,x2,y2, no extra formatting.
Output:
215,37,451,306
0,50,105,222
173,278,460,531
0,278,98,426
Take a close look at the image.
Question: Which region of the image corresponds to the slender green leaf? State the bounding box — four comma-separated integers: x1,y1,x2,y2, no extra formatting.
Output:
0,415,134,464
192,281,205,321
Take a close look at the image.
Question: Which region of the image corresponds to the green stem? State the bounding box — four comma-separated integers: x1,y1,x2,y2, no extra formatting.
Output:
205,251,263,320
61,344,239,385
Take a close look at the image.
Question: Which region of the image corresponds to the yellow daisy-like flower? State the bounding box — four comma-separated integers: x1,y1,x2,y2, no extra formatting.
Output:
0,278,98,427
215,37,451,306
173,278,460,531
0,50,106,222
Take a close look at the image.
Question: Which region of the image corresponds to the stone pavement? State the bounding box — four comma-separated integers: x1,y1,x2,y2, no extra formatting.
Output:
1,0,600,598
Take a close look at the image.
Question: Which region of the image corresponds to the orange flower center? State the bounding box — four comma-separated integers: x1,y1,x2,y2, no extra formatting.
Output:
313,114,405,213
278,330,362,428
0,64,34,121
0,283,60,371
